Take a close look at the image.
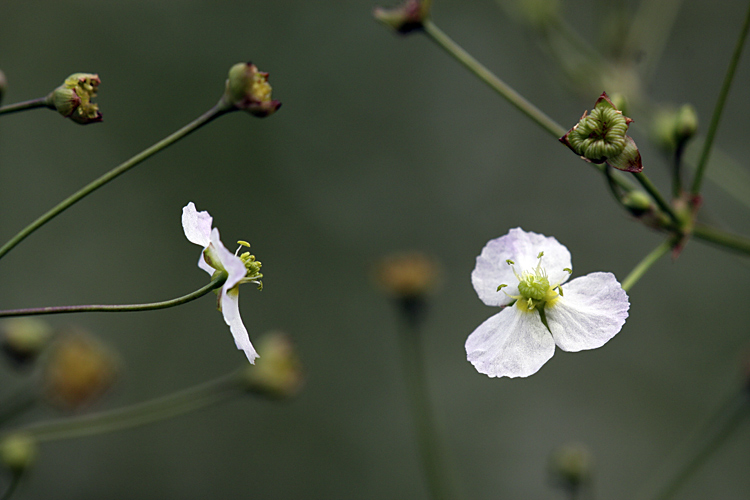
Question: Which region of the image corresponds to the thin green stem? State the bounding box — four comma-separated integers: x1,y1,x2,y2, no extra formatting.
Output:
0,103,229,261
638,391,749,500
632,172,680,227
420,19,634,193
0,97,50,116
395,299,462,500
621,239,672,292
692,223,750,256
17,370,244,443
691,0,750,195
0,274,225,318
422,19,565,139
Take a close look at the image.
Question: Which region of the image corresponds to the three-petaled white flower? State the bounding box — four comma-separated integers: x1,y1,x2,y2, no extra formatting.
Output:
182,202,262,364
466,228,629,378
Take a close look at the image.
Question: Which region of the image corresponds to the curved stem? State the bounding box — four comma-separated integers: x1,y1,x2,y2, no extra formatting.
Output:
621,239,672,292
0,273,225,318
422,19,565,139
691,0,750,195
0,103,229,261
693,223,750,256
0,97,50,116
18,370,244,443
420,19,634,193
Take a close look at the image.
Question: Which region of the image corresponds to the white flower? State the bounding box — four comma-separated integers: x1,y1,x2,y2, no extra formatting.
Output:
466,228,629,378
182,202,261,364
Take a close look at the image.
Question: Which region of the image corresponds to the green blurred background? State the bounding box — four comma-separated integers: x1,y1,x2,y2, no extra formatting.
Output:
2,0,750,498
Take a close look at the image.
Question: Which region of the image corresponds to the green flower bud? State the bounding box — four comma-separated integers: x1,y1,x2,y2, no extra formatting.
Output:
47,73,102,125
0,433,36,474
222,62,282,118
242,332,303,399
560,92,643,172
652,104,698,152
373,0,432,34
622,190,653,217
1,318,53,367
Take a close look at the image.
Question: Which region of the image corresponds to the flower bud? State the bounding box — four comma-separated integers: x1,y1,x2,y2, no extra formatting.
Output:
374,251,441,327
41,329,119,411
243,332,303,399
548,443,592,493
222,63,282,118
652,104,698,152
47,73,102,125
0,433,36,474
622,190,653,217
373,0,432,34
560,92,643,172
1,318,53,367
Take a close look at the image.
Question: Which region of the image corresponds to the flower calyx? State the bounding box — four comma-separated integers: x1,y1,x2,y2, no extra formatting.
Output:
222,62,282,118
204,240,263,292
46,73,103,125
373,0,432,34
560,92,642,172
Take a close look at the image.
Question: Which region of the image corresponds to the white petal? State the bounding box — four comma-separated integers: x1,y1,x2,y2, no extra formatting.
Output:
472,228,572,307
465,306,556,378
182,202,213,248
210,228,247,289
220,287,259,364
545,272,629,352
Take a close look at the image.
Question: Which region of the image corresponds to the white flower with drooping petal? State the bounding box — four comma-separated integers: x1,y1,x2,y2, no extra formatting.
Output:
466,228,629,378
182,202,262,364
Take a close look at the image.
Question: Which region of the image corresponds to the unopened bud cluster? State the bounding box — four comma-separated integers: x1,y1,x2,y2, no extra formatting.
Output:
374,0,433,34
560,92,643,172
223,63,282,118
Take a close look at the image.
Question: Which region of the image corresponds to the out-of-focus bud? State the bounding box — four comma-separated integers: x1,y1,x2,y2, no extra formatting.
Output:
560,91,643,172
0,433,36,474
222,62,282,118
1,318,53,367
652,104,698,153
373,0,432,34
41,329,118,411
46,73,102,125
0,70,7,104
548,443,593,493
622,190,653,217
514,0,560,30
243,332,303,399
374,251,441,327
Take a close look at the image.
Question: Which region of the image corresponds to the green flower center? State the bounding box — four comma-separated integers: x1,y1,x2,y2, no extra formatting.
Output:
499,253,570,312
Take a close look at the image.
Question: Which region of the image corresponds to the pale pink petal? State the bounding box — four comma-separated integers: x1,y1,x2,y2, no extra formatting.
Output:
545,272,629,352
472,228,572,307
465,305,556,378
220,287,259,364
182,202,213,248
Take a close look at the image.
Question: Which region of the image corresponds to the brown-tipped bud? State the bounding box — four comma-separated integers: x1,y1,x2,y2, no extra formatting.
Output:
41,329,119,411
223,62,282,118
560,92,643,172
0,433,36,474
47,73,102,125
373,0,432,34
1,318,53,368
548,443,593,493
243,332,303,399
